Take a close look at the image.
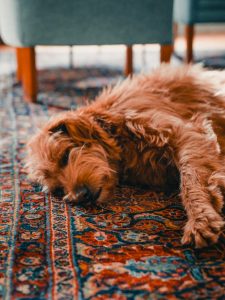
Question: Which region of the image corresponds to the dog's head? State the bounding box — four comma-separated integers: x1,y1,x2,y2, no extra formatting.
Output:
26,111,121,205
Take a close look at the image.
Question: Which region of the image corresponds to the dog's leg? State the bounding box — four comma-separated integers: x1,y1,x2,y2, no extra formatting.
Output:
170,123,225,248
179,163,224,248
126,115,225,247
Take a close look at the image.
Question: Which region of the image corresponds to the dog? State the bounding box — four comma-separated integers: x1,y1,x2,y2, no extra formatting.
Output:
26,64,225,248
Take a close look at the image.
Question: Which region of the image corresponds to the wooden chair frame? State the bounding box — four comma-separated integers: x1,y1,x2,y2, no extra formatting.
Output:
173,23,194,63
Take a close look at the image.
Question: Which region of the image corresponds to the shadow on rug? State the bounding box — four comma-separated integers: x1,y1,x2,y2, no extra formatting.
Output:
0,68,225,300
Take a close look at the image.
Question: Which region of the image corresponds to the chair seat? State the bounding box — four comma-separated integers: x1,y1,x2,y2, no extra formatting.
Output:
196,0,225,23
0,0,174,103
173,0,225,24
0,0,173,46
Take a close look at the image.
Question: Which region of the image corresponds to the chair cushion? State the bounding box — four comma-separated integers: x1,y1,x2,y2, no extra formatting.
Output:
0,0,173,46
173,0,225,24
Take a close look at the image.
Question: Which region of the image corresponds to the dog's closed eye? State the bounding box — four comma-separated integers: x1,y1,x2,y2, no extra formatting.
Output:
50,123,69,135
60,149,71,167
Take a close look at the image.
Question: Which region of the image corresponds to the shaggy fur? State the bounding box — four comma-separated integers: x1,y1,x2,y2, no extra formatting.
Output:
27,65,225,248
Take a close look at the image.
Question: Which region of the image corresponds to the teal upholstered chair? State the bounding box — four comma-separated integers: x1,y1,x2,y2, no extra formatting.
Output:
0,0,173,102
173,0,225,62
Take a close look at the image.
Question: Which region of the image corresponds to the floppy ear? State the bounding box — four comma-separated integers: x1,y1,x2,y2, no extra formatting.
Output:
66,117,98,141
48,116,99,143
48,115,121,158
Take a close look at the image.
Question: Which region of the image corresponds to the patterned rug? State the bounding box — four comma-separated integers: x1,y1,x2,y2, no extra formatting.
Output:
1,68,225,300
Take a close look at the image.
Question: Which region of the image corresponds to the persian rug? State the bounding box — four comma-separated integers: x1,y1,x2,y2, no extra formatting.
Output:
0,67,225,300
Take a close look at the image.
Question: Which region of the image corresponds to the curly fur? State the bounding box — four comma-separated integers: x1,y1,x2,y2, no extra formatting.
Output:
26,64,225,248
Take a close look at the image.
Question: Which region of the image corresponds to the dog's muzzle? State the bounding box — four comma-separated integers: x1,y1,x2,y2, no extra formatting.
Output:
63,186,101,205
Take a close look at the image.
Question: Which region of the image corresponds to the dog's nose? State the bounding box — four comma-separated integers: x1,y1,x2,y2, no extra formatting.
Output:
51,187,65,197
73,186,93,204
63,186,97,205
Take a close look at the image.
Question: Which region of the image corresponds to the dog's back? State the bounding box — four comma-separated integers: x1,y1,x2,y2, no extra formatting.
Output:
92,65,225,117
86,65,225,153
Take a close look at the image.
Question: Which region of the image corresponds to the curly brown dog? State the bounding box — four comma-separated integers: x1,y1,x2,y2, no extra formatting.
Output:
27,65,225,248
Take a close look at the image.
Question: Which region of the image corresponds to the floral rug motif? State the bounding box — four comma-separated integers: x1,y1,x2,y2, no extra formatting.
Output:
0,68,225,300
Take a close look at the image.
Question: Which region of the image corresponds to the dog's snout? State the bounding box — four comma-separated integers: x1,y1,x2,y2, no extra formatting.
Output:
73,186,93,204
63,186,94,204
51,187,65,197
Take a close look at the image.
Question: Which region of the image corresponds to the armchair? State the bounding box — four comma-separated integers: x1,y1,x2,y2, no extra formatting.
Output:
0,0,173,102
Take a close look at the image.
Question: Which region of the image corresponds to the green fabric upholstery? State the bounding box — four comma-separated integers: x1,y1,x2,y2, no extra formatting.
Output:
173,0,225,24
0,0,173,47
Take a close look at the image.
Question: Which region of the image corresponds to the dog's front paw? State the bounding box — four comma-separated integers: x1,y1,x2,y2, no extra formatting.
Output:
181,212,224,248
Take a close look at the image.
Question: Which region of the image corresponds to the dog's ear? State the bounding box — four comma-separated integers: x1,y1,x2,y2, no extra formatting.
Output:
48,116,97,143
64,118,95,142
48,115,121,158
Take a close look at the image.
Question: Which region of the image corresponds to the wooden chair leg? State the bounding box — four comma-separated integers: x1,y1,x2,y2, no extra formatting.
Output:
124,45,133,76
16,48,23,82
172,23,178,52
160,45,173,63
185,24,194,63
173,23,178,41
20,47,37,102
